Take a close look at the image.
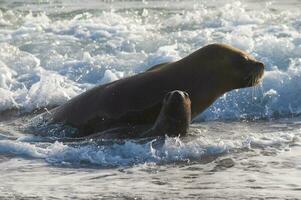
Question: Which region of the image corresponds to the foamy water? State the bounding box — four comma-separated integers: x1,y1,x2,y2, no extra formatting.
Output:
0,0,301,199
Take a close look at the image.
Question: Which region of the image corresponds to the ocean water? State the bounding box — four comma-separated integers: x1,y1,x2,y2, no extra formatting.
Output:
0,0,301,199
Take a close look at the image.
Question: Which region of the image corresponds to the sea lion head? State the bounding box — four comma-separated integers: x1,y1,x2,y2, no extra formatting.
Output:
153,90,191,137
198,44,265,90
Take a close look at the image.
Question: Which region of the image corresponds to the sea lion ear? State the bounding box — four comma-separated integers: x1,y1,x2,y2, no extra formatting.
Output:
242,55,249,62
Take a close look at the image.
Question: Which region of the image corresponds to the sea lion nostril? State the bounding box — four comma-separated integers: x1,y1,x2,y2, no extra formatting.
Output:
173,91,183,97
167,91,185,102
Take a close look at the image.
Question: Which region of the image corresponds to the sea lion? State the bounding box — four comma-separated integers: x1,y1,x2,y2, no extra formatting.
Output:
84,90,191,139
142,90,191,138
49,43,264,138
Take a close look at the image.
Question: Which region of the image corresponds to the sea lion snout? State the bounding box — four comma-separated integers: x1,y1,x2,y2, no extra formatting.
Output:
255,61,264,76
165,90,189,103
252,61,264,74
249,61,264,83
243,59,265,87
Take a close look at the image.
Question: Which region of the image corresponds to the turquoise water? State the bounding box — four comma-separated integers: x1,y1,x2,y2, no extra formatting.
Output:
0,0,301,199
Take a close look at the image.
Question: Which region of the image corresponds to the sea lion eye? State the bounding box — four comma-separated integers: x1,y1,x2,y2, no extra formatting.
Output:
241,54,250,61
235,54,247,64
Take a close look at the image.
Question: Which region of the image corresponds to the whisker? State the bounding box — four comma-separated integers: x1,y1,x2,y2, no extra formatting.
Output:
252,74,256,99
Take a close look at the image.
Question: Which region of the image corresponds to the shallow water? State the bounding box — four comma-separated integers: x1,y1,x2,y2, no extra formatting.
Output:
0,0,301,199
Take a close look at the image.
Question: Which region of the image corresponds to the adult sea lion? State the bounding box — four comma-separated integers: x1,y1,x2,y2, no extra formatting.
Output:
49,43,264,138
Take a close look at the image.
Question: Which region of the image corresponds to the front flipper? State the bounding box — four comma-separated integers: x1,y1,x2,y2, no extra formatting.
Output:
141,90,191,138
69,90,191,140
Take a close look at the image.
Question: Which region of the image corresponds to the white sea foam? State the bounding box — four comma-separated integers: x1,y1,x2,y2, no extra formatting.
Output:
0,136,254,167
1,123,299,167
0,138,210,166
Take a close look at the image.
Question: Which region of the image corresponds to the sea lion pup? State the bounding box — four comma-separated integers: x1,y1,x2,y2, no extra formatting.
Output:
85,90,191,139
142,90,191,137
49,43,264,138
